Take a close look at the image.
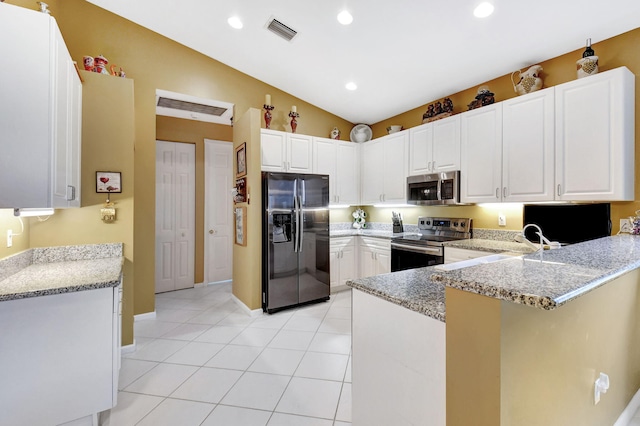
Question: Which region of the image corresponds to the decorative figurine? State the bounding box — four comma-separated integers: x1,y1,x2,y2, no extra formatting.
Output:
330,127,340,140
422,98,454,123
37,2,50,14
289,107,299,133
110,65,126,77
467,85,495,110
577,38,599,79
94,55,109,74
83,55,94,71
263,94,274,129
511,65,543,96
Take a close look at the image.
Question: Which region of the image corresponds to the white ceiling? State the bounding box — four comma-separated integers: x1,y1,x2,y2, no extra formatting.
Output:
86,0,640,125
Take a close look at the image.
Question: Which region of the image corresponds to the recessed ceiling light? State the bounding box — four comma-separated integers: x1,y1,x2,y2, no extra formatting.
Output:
228,16,243,29
337,10,353,25
473,2,494,18
345,82,357,91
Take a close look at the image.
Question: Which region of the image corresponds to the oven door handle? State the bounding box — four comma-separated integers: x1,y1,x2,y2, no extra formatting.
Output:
391,242,443,256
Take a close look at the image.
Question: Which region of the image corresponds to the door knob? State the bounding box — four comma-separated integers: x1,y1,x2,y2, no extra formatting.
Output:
209,229,215,234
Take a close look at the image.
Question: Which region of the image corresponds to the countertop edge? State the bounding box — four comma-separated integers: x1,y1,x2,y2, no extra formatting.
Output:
0,278,122,302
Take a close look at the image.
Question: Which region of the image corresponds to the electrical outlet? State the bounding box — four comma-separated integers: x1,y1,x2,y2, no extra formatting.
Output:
498,213,506,227
620,218,633,233
6,230,12,248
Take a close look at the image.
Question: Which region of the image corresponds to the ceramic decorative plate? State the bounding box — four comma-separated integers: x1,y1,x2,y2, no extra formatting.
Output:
350,124,373,143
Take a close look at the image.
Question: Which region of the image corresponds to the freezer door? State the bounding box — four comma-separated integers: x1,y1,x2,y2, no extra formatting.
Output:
298,174,330,304
264,173,299,311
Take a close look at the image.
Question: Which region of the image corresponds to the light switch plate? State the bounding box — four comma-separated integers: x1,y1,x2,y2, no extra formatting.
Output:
6,229,12,248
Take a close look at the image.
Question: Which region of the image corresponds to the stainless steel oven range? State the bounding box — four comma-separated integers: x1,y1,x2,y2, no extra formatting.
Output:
391,216,471,272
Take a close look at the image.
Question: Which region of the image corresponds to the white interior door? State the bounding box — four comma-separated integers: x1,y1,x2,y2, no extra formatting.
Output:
204,140,233,284
155,141,196,293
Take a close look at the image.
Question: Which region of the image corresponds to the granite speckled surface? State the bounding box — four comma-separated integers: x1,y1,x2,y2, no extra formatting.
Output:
330,222,419,239
346,268,446,322
443,238,535,254
433,235,640,310
0,243,124,302
348,235,640,320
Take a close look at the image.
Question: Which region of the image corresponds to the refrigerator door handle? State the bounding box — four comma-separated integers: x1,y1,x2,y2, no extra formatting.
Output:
293,196,300,252
297,195,304,252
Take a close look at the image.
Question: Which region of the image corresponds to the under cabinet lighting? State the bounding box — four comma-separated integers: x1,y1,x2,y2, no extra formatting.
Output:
345,82,358,91
14,208,55,217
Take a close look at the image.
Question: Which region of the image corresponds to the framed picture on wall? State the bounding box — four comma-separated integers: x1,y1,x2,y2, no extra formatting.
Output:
96,171,122,193
235,178,246,203
235,206,247,246
235,142,247,178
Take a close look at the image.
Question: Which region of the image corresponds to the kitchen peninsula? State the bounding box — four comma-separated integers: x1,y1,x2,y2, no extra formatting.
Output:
348,235,640,426
0,243,124,426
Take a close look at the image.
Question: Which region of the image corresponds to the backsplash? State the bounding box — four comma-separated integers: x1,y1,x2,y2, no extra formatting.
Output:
330,222,420,233
473,228,520,241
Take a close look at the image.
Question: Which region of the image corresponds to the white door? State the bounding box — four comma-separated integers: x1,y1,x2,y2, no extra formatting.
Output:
204,140,233,285
155,141,196,293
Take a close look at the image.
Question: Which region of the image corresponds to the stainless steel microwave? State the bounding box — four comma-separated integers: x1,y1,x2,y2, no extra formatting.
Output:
407,171,461,205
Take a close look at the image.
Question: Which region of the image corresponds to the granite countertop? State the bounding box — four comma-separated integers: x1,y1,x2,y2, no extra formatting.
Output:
0,243,124,302
443,238,535,254
330,229,420,239
348,235,640,320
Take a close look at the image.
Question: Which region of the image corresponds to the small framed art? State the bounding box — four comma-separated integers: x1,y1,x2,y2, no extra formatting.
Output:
96,171,122,193
235,142,247,178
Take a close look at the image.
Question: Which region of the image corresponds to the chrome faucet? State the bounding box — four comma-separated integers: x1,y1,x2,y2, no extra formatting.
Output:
515,224,561,251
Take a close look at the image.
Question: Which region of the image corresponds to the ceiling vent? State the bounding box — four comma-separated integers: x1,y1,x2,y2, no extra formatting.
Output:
267,18,297,42
155,89,234,125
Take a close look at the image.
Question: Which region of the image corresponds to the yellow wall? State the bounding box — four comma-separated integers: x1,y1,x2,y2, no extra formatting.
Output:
370,28,640,232
232,108,263,309
446,269,640,425
156,116,233,284
28,71,135,345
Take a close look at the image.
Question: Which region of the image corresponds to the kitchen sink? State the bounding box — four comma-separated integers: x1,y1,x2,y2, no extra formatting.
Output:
434,254,518,271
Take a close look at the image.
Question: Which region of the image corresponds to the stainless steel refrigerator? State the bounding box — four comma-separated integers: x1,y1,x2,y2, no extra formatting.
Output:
262,172,330,313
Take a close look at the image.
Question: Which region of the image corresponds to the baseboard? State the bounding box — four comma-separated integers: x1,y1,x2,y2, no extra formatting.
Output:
121,341,136,355
231,293,263,318
207,279,232,286
134,311,156,321
614,387,640,426
193,282,205,288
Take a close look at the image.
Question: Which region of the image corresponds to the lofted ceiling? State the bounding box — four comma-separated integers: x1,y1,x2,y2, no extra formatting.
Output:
86,0,640,125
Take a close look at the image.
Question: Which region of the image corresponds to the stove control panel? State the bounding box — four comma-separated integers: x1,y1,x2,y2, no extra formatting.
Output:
418,216,471,233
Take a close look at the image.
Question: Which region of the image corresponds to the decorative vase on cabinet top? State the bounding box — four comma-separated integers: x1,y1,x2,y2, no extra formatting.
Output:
511,65,543,96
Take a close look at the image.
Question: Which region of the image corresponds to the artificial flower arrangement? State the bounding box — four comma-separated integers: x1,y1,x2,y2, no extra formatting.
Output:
352,208,367,229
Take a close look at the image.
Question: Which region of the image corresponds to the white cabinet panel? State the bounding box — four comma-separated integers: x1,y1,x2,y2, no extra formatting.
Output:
0,3,81,209
502,88,555,202
358,237,390,278
313,138,359,205
361,131,408,205
460,104,503,203
261,129,312,173
555,67,634,201
330,236,357,291
409,116,460,176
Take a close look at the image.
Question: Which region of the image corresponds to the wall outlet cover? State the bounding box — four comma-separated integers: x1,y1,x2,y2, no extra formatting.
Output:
498,213,506,227
6,229,12,248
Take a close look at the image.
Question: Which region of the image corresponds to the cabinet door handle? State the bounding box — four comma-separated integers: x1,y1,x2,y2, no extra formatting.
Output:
427,161,431,172
557,184,561,197
503,187,507,198
496,188,500,199
432,161,436,171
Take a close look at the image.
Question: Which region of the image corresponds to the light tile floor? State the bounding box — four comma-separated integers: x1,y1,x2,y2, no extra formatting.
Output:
102,283,352,426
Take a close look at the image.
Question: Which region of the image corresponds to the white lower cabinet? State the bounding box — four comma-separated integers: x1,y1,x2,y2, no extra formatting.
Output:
0,285,121,426
358,237,391,278
444,247,495,264
352,290,446,425
329,236,356,291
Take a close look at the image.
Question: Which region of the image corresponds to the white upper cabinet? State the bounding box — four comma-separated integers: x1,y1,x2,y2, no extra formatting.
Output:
313,137,360,205
261,129,313,173
555,66,635,201
361,131,408,204
502,87,555,202
409,115,460,176
0,3,82,209
460,104,503,203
